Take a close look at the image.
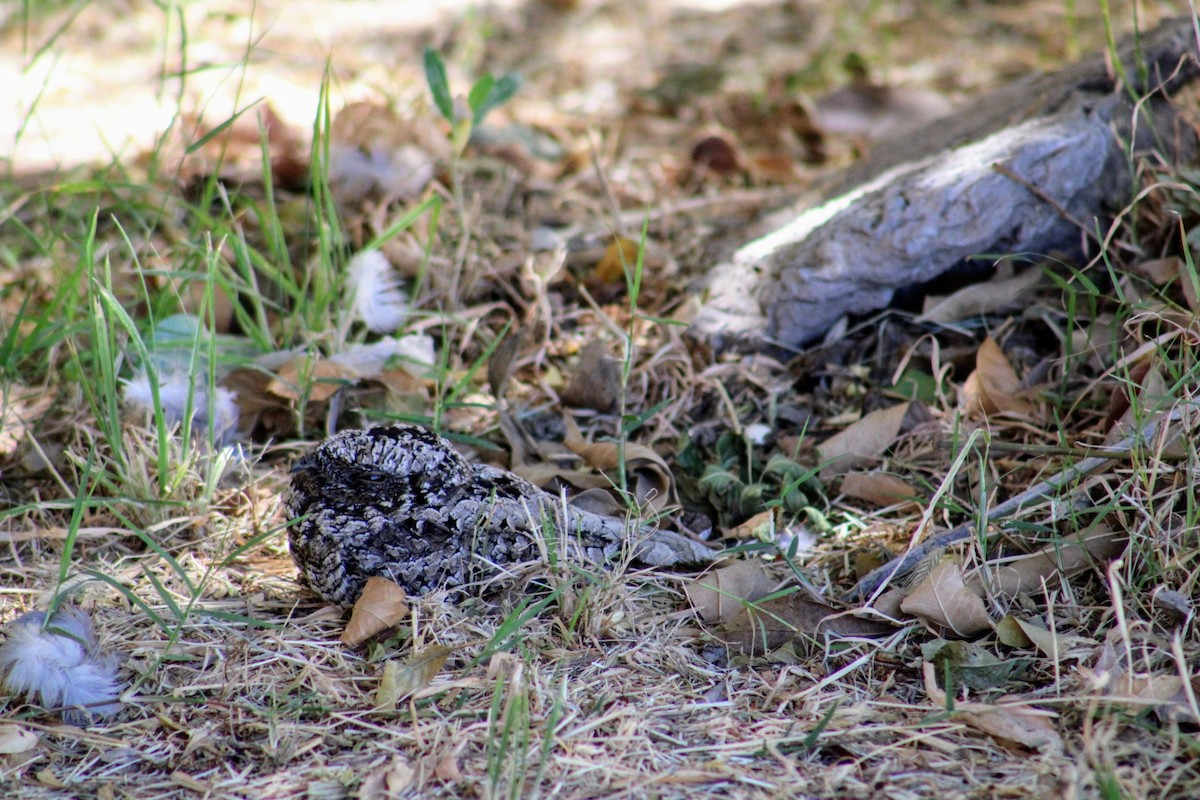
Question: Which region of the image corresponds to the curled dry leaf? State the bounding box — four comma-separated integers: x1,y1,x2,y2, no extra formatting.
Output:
817,402,910,479
0,724,37,754
565,437,678,514
1083,629,1200,724
724,509,779,542
720,595,893,655
268,356,360,403
1007,617,1090,662
592,237,640,287
375,644,455,709
0,384,52,458
960,337,1035,419
513,462,604,493
1132,255,1184,285
685,560,781,624
566,487,628,517
560,339,620,413
1102,366,1188,458
690,133,743,175
157,103,308,190
687,561,891,654
839,472,920,509
222,367,302,440
964,528,1126,599
900,559,992,637
813,83,954,142
995,615,1034,648
1151,587,1192,625
918,265,1042,324
359,757,417,799
329,101,448,205
921,639,1029,691
341,577,410,647
923,662,1063,754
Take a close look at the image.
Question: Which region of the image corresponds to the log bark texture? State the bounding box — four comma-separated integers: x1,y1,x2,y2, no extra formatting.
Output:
690,17,1200,350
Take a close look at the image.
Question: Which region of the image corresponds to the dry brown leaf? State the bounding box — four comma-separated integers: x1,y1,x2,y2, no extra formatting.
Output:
1083,630,1200,724
923,663,1063,753
161,103,308,190
995,615,1034,648
900,559,992,637
918,266,1042,324
375,644,455,709
1010,617,1078,661
724,509,779,541
839,472,920,508
685,560,781,624
222,366,317,440
513,462,604,492
511,461,629,517
566,487,627,517
1102,366,1186,458
566,437,678,513
434,755,463,782
1151,587,1192,624
720,595,892,655
268,356,360,403
1183,269,1200,311
747,153,802,183
341,577,410,647
0,725,38,754
375,368,431,415
690,133,743,175
1101,359,1153,433
560,339,620,413
328,101,447,204
686,560,891,654
1131,256,1183,285
359,758,417,800
958,703,1063,754
1103,672,1199,724
965,528,1126,599
814,84,954,142
592,237,640,287
487,328,524,400
960,337,1034,418
0,384,52,457
817,402,909,479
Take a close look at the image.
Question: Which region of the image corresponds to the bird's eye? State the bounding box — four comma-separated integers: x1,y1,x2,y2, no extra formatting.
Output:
364,471,387,482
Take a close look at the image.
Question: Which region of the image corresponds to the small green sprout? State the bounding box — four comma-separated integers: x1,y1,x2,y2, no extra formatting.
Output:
423,47,521,155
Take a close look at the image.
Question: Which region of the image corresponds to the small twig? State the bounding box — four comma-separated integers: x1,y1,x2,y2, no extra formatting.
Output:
939,438,1191,462
992,162,1098,247
560,186,795,242
845,408,1188,602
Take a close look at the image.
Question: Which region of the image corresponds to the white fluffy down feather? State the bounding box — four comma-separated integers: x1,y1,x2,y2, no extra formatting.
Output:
122,371,239,445
345,250,410,333
0,608,122,724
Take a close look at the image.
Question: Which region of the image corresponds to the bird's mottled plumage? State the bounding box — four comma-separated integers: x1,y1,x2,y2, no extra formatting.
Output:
285,425,712,606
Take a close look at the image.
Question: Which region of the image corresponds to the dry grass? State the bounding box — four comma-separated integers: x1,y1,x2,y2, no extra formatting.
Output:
2,1,1199,798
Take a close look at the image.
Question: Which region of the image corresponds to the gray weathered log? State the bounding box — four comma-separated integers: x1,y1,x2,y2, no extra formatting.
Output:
691,17,1200,350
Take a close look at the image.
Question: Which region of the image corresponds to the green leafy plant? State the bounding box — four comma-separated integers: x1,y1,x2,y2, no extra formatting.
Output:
421,47,521,307
423,48,521,156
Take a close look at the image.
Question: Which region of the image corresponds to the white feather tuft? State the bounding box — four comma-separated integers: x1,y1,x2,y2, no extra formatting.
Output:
123,371,240,445
330,334,437,377
345,250,410,333
0,608,122,725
